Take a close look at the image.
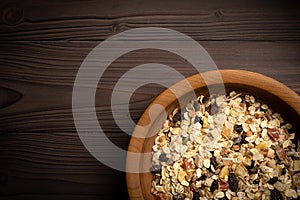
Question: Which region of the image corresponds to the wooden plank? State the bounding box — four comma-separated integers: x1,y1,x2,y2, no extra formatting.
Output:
0,41,299,133
0,0,299,41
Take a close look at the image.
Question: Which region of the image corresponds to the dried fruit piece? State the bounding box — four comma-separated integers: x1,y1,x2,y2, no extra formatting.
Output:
173,111,181,123
234,124,243,133
267,128,280,141
210,180,219,193
183,158,195,170
268,177,278,184
270,189,283,200
275,148,287,160
228,173,238,192
219,180,229,190
210,156,218,168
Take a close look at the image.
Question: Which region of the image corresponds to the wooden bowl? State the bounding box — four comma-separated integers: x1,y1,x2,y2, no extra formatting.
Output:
126,70,300,200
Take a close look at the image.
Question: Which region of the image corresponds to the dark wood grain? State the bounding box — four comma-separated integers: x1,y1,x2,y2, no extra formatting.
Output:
0,0,299,41
0,1,299,200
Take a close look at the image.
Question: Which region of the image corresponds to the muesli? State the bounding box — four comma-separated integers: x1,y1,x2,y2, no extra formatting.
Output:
151,91,299,200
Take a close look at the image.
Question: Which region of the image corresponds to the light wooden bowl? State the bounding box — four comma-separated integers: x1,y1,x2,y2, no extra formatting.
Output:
126,70,300,200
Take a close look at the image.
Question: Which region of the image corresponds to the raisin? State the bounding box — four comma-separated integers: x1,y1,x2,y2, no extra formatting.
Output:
253,180,259,184
197,174,206,181
210,180,219,193
173,194,183,200
173,112,181,123
159,153,168,162
202,96,210,104
270,189,283,200
240,132,247,144
281,167,286,175
194,115,203,124
228,173,238,192
210,156,218,168
268,177,278,184
234,124,243,133
192,192,200,200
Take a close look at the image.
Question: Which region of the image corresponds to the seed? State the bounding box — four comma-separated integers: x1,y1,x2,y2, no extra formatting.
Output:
210,180,219,193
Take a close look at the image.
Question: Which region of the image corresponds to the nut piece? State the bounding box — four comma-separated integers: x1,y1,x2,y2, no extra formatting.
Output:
178,171,187,183
219,166,229,179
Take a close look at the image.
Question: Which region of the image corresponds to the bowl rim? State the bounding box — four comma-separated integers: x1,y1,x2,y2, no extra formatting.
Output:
126,69,300,200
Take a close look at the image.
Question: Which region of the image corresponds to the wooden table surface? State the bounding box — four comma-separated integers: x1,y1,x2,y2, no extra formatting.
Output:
0,1,299,200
